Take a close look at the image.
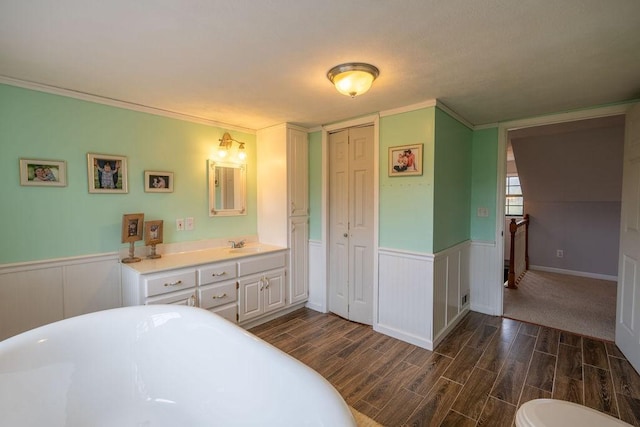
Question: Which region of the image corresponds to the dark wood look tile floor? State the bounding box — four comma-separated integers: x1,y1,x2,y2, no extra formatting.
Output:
250,308,640,427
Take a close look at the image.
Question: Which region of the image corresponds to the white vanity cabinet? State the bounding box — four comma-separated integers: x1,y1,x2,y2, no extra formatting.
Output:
197,262,237,323
121,246,293,327
237,252,287,323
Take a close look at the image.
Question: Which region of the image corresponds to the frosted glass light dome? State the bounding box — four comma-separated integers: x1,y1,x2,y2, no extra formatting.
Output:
327,63,379,97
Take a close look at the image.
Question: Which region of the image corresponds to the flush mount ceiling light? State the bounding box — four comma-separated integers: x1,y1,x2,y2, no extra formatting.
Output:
327,62,380,98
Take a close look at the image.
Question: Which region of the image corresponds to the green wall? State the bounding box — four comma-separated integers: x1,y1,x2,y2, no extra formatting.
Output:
0,84,257,264
379,108,436,253
470,127,499,242
308,131,322,240
307,106,481,255
433,108,473,252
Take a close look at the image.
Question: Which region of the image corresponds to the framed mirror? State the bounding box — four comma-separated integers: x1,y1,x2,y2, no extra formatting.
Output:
208,160,246,216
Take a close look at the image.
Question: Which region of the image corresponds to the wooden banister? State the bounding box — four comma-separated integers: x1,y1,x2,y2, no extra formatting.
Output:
507,214,529,289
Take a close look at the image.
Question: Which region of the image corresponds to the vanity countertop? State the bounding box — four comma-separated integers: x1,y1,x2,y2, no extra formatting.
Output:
121,243,287,274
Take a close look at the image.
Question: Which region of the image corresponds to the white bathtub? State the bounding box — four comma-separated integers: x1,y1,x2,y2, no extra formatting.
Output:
0,305,355,426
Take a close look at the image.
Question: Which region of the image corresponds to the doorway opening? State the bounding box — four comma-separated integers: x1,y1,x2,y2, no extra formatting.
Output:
498,115,625,341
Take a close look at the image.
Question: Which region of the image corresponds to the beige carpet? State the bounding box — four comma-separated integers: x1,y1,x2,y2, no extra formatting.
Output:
503,269,617,341
350,406,382,427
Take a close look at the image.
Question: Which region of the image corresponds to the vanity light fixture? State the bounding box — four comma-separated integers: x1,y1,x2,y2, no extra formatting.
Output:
327,62,380,97
218,132,247,161
237,142,247,161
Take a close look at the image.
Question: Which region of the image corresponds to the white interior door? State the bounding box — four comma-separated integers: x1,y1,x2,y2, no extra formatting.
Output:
616,102,640,372
328,125,374,325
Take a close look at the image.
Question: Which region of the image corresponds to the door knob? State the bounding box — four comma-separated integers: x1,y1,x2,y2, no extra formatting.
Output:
343,233,348,238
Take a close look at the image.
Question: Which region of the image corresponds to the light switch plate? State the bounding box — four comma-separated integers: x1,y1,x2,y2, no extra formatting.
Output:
477,207,489,217
176,218,185,231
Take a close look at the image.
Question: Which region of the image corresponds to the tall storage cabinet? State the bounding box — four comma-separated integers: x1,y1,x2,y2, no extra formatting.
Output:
257,123,309,306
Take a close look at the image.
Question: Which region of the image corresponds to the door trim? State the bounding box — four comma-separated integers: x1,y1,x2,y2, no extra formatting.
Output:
321,114,380,324
493,103,634,317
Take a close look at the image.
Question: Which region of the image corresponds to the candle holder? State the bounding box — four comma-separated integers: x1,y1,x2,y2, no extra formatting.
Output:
144,220,164,259
121,213,144,263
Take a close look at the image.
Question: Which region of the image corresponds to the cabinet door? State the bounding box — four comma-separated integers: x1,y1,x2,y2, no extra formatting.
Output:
288,127,308,216
263,269,286,314
289,217,309,304
238,275,263,322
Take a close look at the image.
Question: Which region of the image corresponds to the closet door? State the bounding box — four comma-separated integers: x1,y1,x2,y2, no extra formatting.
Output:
328,125,375,324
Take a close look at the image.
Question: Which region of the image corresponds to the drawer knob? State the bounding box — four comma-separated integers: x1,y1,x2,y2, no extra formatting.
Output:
212,272,227,277
164,280,183,287
212,293,227,299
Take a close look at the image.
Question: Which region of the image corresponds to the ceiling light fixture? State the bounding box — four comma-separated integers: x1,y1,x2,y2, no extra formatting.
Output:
327,62,379,98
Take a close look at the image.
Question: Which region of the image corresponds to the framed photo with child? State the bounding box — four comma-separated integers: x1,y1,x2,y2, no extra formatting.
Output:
19,158,67,187
87,153,128,193
388,144,423,177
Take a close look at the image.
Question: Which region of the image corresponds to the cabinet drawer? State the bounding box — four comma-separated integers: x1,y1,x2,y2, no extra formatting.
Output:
144,269,196,298
198,262,237,285
146,289,195,306
209,304,237,323
199,281,237,310
237,252,286,277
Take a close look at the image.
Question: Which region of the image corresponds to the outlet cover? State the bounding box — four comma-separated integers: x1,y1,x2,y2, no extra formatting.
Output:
556,249,564,258
477,207,489,217
185,217,194,230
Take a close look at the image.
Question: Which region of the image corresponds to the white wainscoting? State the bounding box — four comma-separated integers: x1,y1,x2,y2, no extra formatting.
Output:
432,241,471,345
307,239,327,313
376,241,470,351
0,253,121,340
377,248,434,349
469,240,502,316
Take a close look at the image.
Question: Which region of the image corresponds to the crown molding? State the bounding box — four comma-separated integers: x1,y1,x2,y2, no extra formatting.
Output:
474,123,500,130
434,100,475,130
0,75,256,134
379,99,437,118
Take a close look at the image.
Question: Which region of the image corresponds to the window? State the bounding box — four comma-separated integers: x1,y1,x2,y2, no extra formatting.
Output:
506,176,523,216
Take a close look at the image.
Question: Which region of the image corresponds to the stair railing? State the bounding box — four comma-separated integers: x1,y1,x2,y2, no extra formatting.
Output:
507,214,529,289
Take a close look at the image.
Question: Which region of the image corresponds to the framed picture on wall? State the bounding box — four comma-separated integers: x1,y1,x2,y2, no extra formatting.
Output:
388,144,423,176
87,153,128,193
144,171,174,193
19,158,67,187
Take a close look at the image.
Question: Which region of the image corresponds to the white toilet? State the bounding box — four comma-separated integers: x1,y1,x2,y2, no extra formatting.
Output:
516,399,632,427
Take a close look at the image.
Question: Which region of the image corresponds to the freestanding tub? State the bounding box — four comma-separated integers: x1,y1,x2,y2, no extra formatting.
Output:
0,305,356,426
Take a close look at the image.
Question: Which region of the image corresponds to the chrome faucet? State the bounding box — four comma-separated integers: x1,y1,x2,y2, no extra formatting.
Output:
229,240,246,249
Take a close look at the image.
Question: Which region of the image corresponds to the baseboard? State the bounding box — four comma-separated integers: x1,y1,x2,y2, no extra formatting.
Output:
305,301,326,313
374,323,433,351
432,307,469,349
529,265,617,282
470,302,499,316
239,302,307,330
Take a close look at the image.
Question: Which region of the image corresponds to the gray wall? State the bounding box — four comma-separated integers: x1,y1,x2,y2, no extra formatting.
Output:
510,116,624,277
